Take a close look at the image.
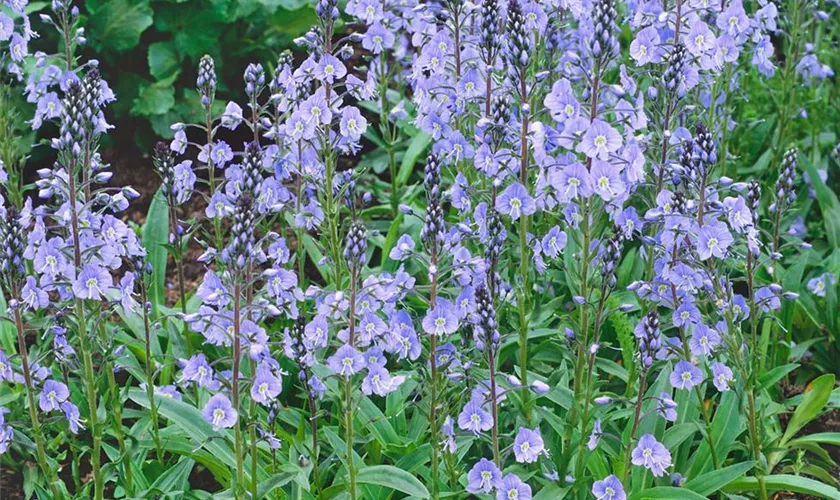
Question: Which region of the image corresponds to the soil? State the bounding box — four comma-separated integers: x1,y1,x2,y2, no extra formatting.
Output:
1,464,24,500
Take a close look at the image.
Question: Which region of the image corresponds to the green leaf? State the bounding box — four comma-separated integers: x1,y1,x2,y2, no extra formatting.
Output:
380,214,404,271
0,292,16,353
256,472,297,497
628,486,708,500
723,474,840,499
128,389,239,475
758,363,800,390
781,374,835,445
356,397,400,448
532,484,570,499
143,457,195,495
132,79,176,116
355,465,429,499
801,156,840,248
88,0,154,52
268,6,319,37
148,42,180,80
155,3,225,59
301,233,329,282
686,390,743,478
142,188,170,315
397,132,430,186
684,461,756,496
787,432,840,448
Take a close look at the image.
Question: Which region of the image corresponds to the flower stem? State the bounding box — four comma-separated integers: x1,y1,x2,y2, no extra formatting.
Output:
249,357,258,500
77,299,104,500
518,66,532,422
232,283,245,493
14,307,63,499
428,245,441,499
622,367,648,483
564,200,591,479
344,378,357,499
747,389,768,500
141,285,163,462
488,346,501,467
100,319,132,494
345,267,359,499
304,378,322,492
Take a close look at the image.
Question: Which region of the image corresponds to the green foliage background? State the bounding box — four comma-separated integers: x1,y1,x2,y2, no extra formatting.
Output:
77,0,315,149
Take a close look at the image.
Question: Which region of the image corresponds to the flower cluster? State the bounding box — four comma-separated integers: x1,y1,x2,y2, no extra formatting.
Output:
0,0,837,498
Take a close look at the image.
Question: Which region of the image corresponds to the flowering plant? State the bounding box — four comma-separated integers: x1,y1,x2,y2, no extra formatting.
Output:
0,0,839,499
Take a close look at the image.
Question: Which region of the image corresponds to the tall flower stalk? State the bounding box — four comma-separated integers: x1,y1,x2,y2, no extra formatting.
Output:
1,210,63,499
421,152,444,496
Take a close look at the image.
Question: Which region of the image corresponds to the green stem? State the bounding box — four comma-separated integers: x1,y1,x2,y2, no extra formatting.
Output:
14,307,63,499
747,389,768,500
565,199,591,474
345,268,359,499
344,379,357,500
206,104,223,252
489,347,501,467
66,148,103,499
101,319,132,494
694,384,720,470
141,285,163,462
622,368,648,483
77,299,104,500
772,0,803,171
249,358,258,500
518,66,532,421
429,248,441,499
232,284,245,493
575,293,607,483
518,214,531,418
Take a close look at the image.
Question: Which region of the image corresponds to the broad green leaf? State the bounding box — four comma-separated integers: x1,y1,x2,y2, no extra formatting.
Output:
662,423,699,451
686,390,743,478
628,486,708,500
128,389,240,479
138,438,229,482
787,432,840,448
302,233,329,282
88,0,154,52
781,374,835,445
723,474,840,499
684,461,755,496
397,132,430,186
143,457,195,496
0,292,15,353
355,465,429,499
380,214,404,271
142,188,170,315
132,79,177,116
801,156,840,248
148,42,180,80
256,472,297,497
268,6,319,37
758,363,800,390
533,484,570,499
155,3,226,58
357,396,400,448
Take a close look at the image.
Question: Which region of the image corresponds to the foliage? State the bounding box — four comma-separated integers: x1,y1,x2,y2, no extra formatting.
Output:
28,0,316,148
0,0,838,499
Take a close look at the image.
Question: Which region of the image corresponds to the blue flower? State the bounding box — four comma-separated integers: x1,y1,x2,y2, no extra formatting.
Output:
202,393,238,431
496,182,536,221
